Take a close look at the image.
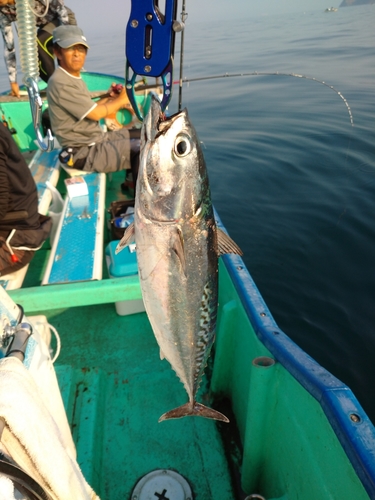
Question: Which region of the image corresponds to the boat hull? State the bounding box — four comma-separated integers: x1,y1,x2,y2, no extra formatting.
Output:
0,72,374,499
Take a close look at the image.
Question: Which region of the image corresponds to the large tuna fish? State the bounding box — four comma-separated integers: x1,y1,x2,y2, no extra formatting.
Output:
117,95,242,422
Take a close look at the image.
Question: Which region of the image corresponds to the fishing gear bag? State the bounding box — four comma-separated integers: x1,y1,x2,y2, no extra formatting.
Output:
107,200,135,241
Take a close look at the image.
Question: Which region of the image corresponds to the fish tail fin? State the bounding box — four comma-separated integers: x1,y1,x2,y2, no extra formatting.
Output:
158,401,229,423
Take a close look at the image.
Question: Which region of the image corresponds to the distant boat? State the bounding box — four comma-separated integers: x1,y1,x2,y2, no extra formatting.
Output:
325,6,339,11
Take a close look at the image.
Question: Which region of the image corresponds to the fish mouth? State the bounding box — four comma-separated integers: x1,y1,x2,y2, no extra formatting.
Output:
156,111,180,137
147,94,187,141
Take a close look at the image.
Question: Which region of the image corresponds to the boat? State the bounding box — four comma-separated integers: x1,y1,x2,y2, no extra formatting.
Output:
1,6,375,500
325,7,339,11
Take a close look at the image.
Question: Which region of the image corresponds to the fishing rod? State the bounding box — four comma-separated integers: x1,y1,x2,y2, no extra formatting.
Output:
126,71,354,126
177,71,354,126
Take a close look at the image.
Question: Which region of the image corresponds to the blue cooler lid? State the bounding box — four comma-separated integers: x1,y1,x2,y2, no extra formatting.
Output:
105,240,139,277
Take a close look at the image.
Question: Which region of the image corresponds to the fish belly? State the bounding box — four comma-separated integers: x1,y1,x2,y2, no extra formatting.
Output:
135,218,218,401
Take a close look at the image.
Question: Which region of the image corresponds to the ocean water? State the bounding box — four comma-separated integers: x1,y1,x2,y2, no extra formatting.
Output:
2,6,375,422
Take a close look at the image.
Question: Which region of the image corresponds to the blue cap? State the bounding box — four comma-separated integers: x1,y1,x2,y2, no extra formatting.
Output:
53,25,90,49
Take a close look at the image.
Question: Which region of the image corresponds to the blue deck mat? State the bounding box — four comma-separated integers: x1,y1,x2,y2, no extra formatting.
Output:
48,173,102,284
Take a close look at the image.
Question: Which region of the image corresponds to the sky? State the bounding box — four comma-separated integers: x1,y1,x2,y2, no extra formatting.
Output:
73,0,338,34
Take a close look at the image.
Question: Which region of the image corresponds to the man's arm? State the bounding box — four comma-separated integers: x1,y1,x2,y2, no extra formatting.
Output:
86,88,133,121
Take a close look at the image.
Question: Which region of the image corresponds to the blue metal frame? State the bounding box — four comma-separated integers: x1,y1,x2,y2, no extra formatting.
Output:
126,0,177,77
215,212,375,498
125,0,178,119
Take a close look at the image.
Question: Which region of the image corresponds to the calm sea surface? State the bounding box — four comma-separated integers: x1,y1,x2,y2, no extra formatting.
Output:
2,6,375,421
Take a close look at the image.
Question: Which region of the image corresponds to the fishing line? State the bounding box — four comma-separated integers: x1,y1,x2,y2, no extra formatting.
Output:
173,71,354,126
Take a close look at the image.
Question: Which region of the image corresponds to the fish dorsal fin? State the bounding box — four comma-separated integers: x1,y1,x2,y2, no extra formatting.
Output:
115,222,135,254
171,227,187,277
217,228,243,256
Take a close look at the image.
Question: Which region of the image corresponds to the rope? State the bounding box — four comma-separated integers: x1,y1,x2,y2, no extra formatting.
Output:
27,0,49,18
48,322,61,363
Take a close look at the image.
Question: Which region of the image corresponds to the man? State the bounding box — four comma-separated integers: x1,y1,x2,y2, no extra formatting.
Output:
0,0,76,96
0,124,52,277
47,25,140,179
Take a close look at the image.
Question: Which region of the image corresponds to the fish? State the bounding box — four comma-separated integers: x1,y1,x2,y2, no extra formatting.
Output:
117,95,242,422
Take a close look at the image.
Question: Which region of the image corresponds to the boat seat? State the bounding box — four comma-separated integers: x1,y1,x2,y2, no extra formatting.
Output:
0,148,62,291
41,172,106,285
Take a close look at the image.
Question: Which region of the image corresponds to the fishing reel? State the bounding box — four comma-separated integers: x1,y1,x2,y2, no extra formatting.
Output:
0,304,32,359
111,83,124,95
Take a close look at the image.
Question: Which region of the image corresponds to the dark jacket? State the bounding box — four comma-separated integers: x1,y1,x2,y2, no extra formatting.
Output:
0,124,51,253
0,124,40,231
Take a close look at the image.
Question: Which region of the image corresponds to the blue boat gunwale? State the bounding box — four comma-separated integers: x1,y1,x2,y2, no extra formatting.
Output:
215,212,375,497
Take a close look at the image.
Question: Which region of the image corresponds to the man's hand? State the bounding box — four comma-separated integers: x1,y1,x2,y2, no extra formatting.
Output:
116,87,133,110
108,84,133,110
10,82,20,98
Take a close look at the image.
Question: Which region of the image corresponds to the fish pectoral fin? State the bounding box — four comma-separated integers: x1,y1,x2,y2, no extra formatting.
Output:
171,228,187,277
217,228,243,256
115,222,135,254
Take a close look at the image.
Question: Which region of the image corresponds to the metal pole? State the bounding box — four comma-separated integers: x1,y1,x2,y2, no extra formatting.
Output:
178,0,187,111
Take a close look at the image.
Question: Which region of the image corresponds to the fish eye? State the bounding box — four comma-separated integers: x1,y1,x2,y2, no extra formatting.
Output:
174,134,192,157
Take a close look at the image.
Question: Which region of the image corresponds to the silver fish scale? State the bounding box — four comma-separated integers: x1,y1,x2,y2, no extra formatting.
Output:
193,281,217,394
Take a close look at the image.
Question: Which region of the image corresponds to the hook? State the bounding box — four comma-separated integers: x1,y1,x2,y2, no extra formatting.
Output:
25,76,54,152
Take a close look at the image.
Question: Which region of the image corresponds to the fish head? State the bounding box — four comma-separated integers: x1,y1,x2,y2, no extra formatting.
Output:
138,95,208,222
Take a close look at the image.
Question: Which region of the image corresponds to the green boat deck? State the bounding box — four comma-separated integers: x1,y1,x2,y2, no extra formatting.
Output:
54,306,234,498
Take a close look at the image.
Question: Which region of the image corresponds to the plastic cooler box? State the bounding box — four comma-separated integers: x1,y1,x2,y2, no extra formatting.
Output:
105,240,145,316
